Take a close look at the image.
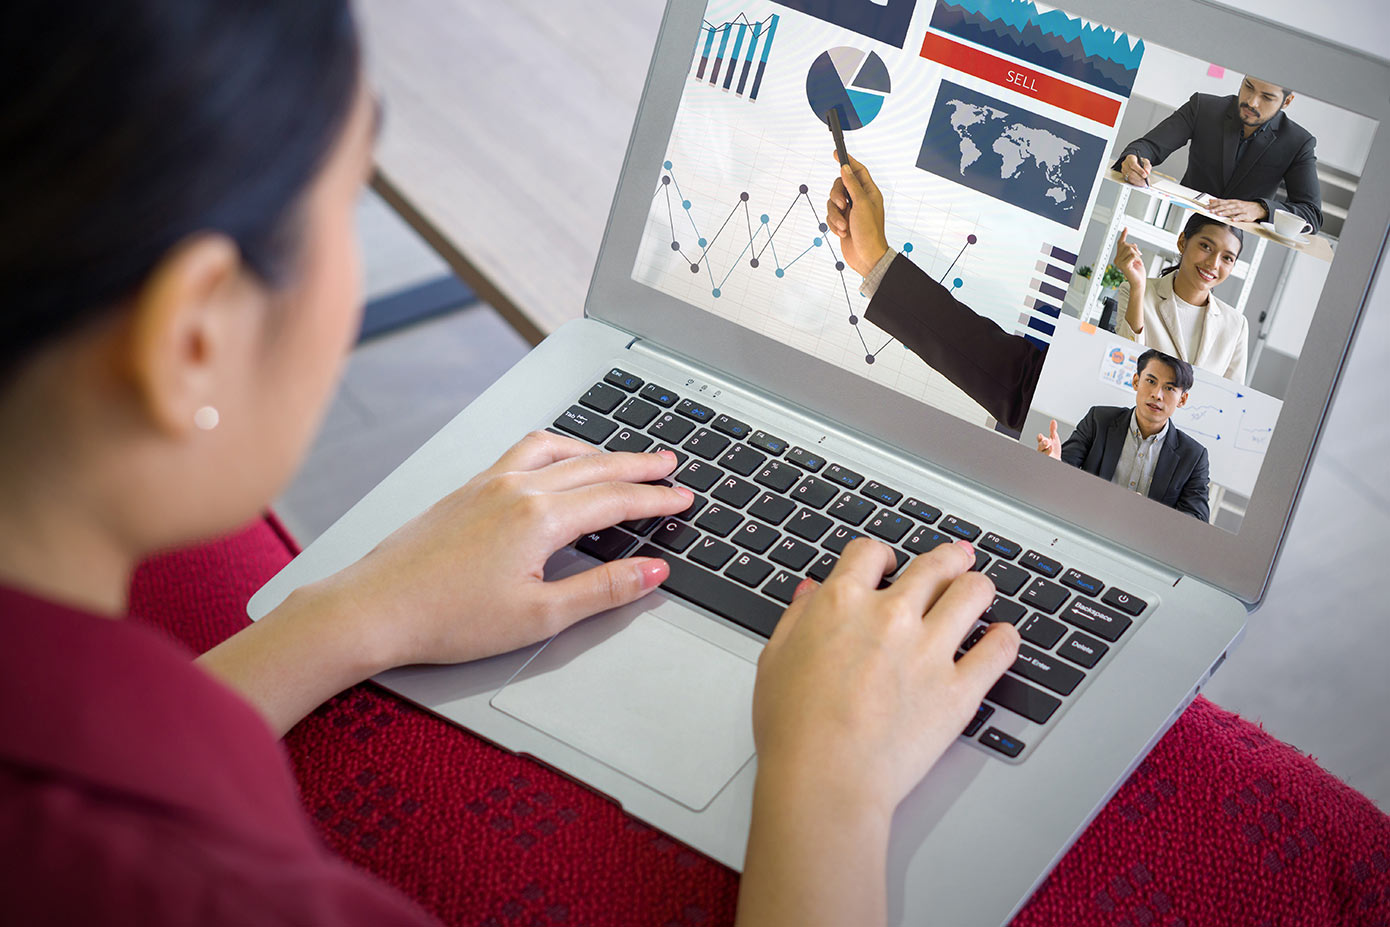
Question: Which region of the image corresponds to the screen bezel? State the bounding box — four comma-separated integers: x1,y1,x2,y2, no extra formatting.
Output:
584,0,1390,605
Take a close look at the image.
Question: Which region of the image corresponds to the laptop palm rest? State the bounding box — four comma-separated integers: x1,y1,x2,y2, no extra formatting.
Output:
490,606,757,812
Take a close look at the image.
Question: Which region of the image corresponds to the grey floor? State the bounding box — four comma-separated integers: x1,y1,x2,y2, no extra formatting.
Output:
277,189,1389,811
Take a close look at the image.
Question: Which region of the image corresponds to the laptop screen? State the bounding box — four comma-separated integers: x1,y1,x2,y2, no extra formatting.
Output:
628,0,1377,535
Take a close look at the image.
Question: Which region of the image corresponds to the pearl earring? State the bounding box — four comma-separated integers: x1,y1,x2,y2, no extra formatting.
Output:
194,406,220,431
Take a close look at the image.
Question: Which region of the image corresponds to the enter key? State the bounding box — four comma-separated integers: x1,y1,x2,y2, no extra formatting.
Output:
1011,643,1086,697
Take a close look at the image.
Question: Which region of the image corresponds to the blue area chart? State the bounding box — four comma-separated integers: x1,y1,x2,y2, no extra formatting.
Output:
928,0,1143,96
653,160,973,365
806,48,891,130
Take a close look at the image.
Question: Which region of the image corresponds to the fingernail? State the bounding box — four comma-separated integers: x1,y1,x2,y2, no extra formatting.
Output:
638,558,669,589
658,449,677,463
674,486,694,501
793,578,819,600
955,540,974,559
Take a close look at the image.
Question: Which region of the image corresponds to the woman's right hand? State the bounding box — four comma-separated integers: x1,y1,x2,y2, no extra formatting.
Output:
1115,228,1146,288
753,537,1019,819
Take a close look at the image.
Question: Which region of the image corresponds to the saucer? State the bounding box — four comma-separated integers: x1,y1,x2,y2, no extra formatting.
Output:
1258,221,1309,244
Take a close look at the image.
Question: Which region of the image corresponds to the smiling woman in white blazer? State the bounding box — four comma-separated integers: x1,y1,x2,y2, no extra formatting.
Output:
1113,214,1250,384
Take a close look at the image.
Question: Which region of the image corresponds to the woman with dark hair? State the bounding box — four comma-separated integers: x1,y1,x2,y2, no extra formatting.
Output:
0,2,1018,924
1113,214,1250,383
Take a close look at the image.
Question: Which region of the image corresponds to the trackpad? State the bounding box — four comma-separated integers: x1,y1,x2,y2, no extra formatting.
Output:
490,611,757,811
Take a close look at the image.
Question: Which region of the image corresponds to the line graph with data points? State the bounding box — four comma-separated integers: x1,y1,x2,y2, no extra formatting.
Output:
654,160,978,365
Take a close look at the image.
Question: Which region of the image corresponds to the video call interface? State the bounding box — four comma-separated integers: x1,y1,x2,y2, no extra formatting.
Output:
631,0,1378,534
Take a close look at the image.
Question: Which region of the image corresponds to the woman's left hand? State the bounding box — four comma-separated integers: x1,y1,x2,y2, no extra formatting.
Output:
322,430,691,669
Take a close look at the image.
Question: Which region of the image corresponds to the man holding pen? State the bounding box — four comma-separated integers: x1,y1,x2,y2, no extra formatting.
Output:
1116,75,1322,231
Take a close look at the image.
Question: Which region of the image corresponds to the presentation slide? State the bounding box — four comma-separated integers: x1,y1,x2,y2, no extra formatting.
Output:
632,0,1142,424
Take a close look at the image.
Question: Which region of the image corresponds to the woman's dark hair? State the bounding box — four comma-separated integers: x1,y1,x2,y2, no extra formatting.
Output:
1158,213,1244,278
0,1,361,381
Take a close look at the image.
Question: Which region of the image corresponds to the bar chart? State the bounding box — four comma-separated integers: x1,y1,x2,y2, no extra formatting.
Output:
692,13,779,102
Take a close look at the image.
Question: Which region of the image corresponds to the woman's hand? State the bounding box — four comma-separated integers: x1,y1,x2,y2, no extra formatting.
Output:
825,152,889,278
331,430,691,669
737,538,1020,927
201,431,692,735
1115,228,1146,288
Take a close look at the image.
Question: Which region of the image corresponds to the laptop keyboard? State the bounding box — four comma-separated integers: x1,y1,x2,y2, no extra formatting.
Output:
553,367,1152,762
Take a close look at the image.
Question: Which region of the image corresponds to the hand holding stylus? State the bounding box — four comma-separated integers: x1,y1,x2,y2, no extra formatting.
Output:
826,151,889,278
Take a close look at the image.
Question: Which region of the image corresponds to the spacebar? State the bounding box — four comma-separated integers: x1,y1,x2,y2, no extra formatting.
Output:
634,545,784,639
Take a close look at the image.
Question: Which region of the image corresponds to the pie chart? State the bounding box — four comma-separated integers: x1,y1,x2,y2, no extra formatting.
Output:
806,47,891,130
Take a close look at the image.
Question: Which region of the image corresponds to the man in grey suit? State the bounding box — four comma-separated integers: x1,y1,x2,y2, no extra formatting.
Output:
1115,75,1322,232
1037,349,1211,521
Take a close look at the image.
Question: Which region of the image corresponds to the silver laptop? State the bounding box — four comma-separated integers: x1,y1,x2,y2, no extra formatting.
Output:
250,1,1389,922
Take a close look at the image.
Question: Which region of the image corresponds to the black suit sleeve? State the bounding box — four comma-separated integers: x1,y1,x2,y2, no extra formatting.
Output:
865,254,1046,432
1059,407,1099,470
1114,93,1200,171
1175,442,1211,522
1256,133,1324,233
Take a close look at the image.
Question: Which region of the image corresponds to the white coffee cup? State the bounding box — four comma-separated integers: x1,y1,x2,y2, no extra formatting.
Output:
1272,209,1312,237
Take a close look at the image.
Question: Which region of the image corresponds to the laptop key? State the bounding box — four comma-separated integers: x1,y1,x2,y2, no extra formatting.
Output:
972,549,991,572
618,514,662,536
979,727,1025,758
1021,578,1069,614
1011,644,1085,696
753,460,799,493
748,492,796,525
963,704,994,738
900,497,942,523
675,460,723,493
553,406,617,444
865,511,913,544
808,553,838,582
1058,598,1133,642
605,427,653,453
649,413,695,443
786,508,833,542
673,494,708,522
824,464,863,489
726,552,774,587
1020,549,1063,578
786,446,826,472
940,515,980,541
675,399,714,423
1019,613,1067,649
1102,587,1148,615
718,443,766,476
615,397,660,428
683,428,730,460
732,520,779,554
985,561,1029,596
603,368,644,392
712,476,758,508
1057,631,1109,668
828,492,874,526
580,382,626,414
763,570,802,604
689,536,736,570
634,545,782,638
648,444,689,468
978,532,1022,560
985,674,1062,724
904,526,951,555
748,430,788,456
653,520,699,554
711,414,751,439
695,504,742,537
822,525,865,554
769,537,817,571
983,596,1027,625
792,476,838,508
639,383,678,407
1061,568,1104,598
862,480,902,506
575,527,637,562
